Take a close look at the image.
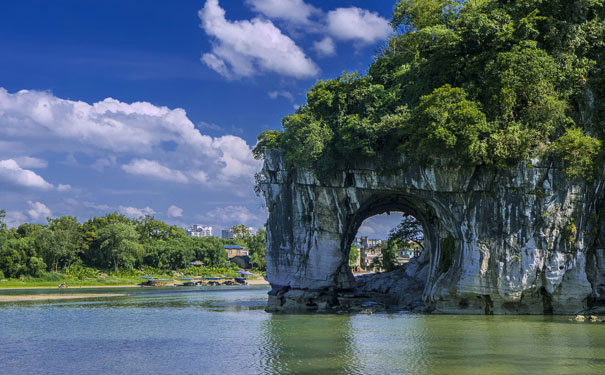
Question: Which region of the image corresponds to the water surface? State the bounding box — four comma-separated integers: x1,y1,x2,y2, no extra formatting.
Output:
1,287,604,375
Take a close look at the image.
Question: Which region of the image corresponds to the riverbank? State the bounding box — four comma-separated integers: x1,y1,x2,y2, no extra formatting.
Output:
0,276,269,289
0,277,269,291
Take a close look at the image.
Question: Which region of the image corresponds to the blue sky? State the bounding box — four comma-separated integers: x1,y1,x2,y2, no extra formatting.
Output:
0,0,401,238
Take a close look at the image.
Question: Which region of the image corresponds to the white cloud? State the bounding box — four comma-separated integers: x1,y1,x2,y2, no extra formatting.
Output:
13,156,48,169
326,7,391,45
205,205,262,227
199,0,319,79
91,156,116,171
0,88,262,192
313,36,336,57
245,0,319,25
119,205,155,218
4,210,28,228
0,159,54,190
122,159,189,183
27,201,51,221
268,90,294,101
57,184,72,192
65,198,110,212
210,135,260,189
167,205,183,218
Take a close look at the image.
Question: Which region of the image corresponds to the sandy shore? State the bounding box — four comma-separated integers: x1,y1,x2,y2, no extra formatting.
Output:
0,293,127,303
246,279,269,285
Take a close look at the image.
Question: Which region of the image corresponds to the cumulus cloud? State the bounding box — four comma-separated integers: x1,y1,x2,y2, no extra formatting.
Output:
0,159,54,190
3,210,28,228
57,184,72,192
27,201,51,221
326,7,391,45
13,156,48,169
205,205,263,227
122,159,189,183
167,205,183,218
64,198,110,212
0,88,261,191
244,1,391,51
199,0,319,79
91,156,116,172
245,0,320,25
268,90,294,101
313,37,336,57
119,205,155,218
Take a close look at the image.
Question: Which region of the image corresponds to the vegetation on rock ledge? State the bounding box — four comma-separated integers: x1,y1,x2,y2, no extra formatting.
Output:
254,0,604,180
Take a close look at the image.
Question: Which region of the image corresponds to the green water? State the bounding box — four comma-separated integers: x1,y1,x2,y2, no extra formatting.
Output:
1,286,604,374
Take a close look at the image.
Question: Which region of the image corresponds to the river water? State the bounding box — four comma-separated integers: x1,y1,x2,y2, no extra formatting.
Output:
1,286,604,375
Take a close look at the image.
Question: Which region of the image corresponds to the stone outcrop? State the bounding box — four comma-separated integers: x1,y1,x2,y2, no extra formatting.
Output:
259,150,605,314
355,251,430,311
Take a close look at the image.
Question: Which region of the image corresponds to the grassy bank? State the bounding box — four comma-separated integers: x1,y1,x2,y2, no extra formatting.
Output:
0,277,143,288
0,265,265,289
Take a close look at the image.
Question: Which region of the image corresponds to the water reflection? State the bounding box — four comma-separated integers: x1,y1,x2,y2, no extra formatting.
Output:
2,288,605,375
256,313,605,375
259,314,361,375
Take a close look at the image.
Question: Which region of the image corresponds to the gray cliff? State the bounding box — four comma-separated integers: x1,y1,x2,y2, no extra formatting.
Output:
259,150,605,314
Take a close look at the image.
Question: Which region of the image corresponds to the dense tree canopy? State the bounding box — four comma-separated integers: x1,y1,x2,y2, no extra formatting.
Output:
254,0,604,180
0,212,265,279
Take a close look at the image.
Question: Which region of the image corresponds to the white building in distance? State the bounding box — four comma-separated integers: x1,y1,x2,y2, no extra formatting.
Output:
186,225,212,237
221,227,255,239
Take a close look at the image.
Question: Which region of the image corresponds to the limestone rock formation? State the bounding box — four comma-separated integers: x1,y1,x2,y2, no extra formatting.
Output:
259,150,605,314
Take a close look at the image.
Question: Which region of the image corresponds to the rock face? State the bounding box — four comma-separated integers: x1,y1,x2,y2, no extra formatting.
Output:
259,150,605,314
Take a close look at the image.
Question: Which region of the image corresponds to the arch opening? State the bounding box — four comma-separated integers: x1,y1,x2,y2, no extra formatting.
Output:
349,212,424,273
340,192,455,311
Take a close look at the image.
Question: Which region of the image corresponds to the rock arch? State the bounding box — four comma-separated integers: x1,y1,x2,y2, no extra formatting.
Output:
259,150,605,314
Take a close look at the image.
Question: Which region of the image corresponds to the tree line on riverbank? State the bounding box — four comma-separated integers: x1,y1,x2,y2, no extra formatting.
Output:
0,210,266,280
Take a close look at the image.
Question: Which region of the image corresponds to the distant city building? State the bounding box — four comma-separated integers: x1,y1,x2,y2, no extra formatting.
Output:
355,236,384,271
355,236,383,248
221,229,234,239
222,226,255,239
186,225,212,237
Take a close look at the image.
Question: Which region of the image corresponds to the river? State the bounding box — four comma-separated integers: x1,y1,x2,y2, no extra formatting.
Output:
1,286,604,375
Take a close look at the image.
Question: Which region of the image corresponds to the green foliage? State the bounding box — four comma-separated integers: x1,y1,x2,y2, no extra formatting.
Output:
43,216,86,271
349,244,360,268
253,130,283,160
392,0,459,30
0,210,261,284
97,222,144,272
552,127,601,180
254,0,604,181
245,229,267,270
27,257,46,277
381,242,399,272
0,209,6,232
408,85,491,163
388,214,424,249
